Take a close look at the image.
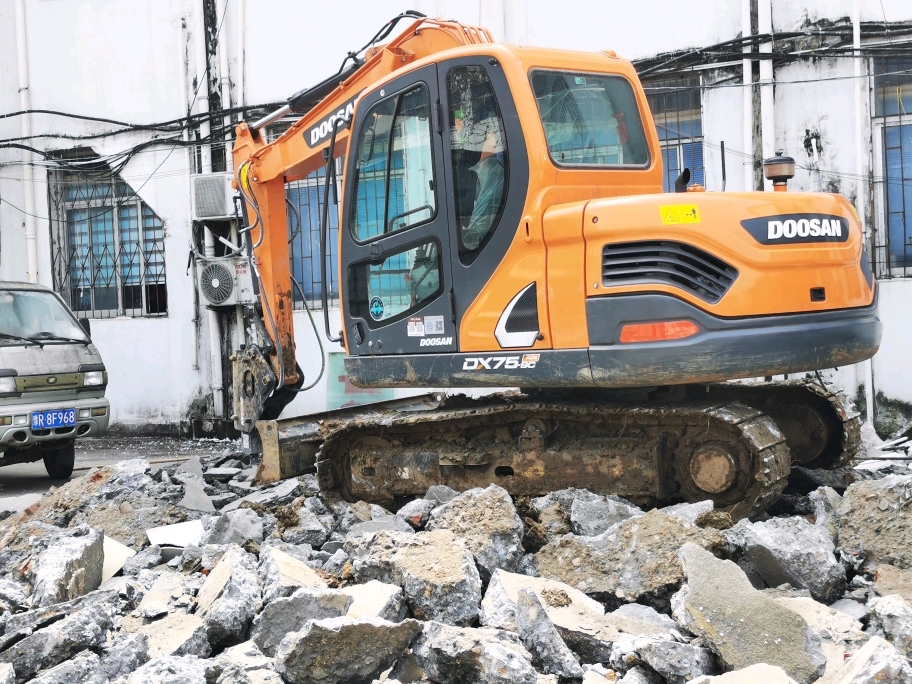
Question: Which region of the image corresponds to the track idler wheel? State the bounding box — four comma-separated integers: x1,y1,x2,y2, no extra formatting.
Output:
688,443,738,494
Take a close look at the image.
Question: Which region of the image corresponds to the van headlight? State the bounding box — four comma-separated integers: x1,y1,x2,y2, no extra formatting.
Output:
83,371,104,386
0,377,16,393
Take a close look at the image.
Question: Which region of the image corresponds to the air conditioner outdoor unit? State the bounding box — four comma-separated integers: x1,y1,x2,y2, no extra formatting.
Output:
197,256,257,307
191,172,236,220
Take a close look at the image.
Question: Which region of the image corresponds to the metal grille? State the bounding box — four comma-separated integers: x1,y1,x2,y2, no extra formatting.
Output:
48,157,167,318
644,76,705,192
602,240,738,303
286,160,342,310
193,174,231,218
873,56,912,277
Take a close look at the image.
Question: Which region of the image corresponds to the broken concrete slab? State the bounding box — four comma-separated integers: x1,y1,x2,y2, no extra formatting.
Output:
479,568,605,632
281,507,330,547
396,498,436,530
610,604,678,634
0,665,11,684
774,596,865,646
178,479,215,513
688,664,798,684
251,586,353,657
195,545,261,649
835,474,912,571
96,632,151,681
345,530,482,625
222,478,301,512
570,496,643,537
341,579,407,622
659,500,714,525
531,487,602,513
535,511,725,601
123,545,163,575
259,545,326,604
132,612,210,659
426,484,525,578
31,526,104,607
125,654,218,684
609,633,714,684
834,635,912,683
102,535,137,582
874,564,912,602
200,508,264,546
274,616,421,684
136,569,184,619
204,467,242,484
671,543,826,684
829,598,868,622
413,621,538,684
424,485,457,505
743,516,846,602
516,588,584,679
868,594,912,659
146,520,204,548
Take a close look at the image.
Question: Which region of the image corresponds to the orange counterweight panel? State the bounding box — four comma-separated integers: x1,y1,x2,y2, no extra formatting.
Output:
582,192,873,318
542,201,591,350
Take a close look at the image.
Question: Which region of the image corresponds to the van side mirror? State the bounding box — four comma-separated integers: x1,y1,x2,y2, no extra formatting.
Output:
78,318,91,338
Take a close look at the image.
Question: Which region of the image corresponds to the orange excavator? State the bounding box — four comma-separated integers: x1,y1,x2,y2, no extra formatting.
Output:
226,11,880,518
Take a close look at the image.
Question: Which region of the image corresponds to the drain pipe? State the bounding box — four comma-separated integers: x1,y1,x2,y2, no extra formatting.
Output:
854,0,876,426
14,0,37,283
758,0,775,191
742,0,753,191
196,0,223,418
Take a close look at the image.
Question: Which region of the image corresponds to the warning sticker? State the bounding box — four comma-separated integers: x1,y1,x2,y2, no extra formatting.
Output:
407,317,425,337
424,315,445,335
660,204,701,225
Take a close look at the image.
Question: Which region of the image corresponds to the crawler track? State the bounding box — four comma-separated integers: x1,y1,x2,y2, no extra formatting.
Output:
315,394,791,520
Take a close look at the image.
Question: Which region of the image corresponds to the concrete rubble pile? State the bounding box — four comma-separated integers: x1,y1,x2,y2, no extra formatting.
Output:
0,450,909,684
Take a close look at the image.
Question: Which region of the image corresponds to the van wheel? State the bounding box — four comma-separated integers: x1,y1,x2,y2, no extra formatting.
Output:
43,443,75,479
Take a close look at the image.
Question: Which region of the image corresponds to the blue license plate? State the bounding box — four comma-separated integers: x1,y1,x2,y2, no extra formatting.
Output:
31,409,76,430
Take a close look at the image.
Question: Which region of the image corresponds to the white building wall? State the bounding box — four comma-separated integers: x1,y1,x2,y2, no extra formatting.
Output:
0,0,909,430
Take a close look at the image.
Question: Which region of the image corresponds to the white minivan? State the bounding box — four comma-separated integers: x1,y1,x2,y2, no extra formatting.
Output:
0,281,109,478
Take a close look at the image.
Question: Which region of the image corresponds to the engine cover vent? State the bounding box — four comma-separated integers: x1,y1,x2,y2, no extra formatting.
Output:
602,241,738,303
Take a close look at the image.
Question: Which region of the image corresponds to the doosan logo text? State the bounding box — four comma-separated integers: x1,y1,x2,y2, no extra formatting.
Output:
767,218,842,240
420,337,452,347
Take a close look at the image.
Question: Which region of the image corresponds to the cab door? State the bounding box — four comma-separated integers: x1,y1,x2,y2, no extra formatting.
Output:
341,64,457,356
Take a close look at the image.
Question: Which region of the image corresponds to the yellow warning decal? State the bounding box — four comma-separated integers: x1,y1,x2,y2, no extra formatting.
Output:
660,204,701,225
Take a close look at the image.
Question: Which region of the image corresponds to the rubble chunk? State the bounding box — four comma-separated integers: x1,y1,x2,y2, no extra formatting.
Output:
535,511,724,601
0,665,11,684
251,586,353,656
96,632,151,681
424,485,457,505
125,654,217,684
774,596,865,644
609,633,714,683
218,641,282,684
396,498,436,530
426,484,525,577
177,478,215,513
516,588,584,679
835,474,912,571
570,496,642,536
610,604,677,633
659,500,714,525
136,569,184,618
829,598,868,622
274,616,420,684
204,467,242,483
132,612,210,658
0,601,114,681
29,650,100,684
834,635,912,683
31,527,104,607
742,516,846,602
123,545,162,576
868,594,912,659
195,545,261,649
281,507,330,547
341,580,407,621
345,530,482,625
222,478,301,511
201,508,264,546
412,621,538,684
687,663,798,683
671,543,826,684
348,516,415,538
259,545,326,604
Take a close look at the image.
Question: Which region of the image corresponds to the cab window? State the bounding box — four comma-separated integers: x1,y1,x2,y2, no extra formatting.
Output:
348,240,442,327
349,84,437,242
446,66,509,265
531,70,649,167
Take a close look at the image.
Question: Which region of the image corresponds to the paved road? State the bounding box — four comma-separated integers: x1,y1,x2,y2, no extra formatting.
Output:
0,436,237,513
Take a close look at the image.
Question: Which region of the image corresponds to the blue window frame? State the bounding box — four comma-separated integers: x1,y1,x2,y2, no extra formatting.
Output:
644,76,704,192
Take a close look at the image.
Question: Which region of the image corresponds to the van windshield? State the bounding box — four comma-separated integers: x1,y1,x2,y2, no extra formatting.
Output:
0,290,88,345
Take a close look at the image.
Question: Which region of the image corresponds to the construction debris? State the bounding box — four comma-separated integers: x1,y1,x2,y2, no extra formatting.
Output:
0,446,908,683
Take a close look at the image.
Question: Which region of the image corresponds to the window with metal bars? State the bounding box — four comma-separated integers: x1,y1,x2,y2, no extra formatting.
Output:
873,56,912,274
48,155,167,318
643,76,704,192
